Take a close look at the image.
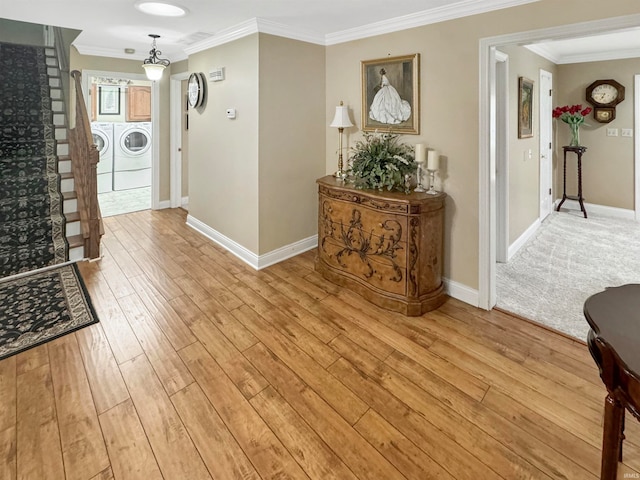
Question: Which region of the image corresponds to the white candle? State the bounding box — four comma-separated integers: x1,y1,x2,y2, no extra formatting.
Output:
427,150,440,170
414,143,426,164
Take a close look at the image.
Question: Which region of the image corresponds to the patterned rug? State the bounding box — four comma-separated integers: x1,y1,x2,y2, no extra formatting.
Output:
0,263,99,360
0,42,68,277
496,212,640,341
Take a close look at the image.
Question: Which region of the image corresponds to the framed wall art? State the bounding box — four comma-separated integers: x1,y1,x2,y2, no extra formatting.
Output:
361,54,419,134
518,77,534,138
98,85,120,115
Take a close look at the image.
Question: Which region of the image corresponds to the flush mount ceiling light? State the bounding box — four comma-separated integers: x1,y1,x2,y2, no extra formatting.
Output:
142,34,170,81
136,2,187,17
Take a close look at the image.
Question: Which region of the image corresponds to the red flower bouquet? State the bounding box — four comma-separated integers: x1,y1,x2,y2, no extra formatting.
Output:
552,104,592,147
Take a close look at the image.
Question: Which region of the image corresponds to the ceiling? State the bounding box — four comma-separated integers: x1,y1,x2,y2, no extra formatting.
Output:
2,0,639,63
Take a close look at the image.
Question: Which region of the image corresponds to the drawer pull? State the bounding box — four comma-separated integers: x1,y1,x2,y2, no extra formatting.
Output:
378,222,383,228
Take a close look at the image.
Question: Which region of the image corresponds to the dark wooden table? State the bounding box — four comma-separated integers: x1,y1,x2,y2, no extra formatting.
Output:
584,284,640,479
557,146,588,218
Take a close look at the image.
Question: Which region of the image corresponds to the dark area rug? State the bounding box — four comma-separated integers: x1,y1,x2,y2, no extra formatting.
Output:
0,263,99,360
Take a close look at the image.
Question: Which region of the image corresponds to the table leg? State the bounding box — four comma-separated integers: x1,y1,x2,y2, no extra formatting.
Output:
557,155,568,211
577,156,587,218
601,393,624,480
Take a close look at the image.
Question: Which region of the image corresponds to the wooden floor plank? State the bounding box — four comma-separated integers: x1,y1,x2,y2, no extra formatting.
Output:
244,342,405,480
119,354,211,480
117,293,194,396
16,364,65,480
232,304,368,425
75,323,129,415
179,342,309,480
48,335,110,480
77,266,143,365
128,274,197,351
174,296,268,398
354,409,455,480
250,385,359,480
171,383,262,480
0,426,16,480
0,355,16,432
98,399,163,480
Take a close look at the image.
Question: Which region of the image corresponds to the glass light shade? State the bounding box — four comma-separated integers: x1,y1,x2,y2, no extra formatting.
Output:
136,2,187,16
142,63,166,81
330,105,353,128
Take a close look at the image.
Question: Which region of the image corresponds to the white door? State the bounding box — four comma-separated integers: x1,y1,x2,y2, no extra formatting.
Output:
539,69,553,221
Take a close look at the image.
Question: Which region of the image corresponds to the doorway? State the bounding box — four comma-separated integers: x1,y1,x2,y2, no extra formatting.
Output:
479,14,640,311
170,72,190,209
82,69,160,217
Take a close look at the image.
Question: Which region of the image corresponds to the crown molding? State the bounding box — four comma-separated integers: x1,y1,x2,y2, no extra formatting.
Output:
524,44,560,64
325,0,540,45
527,43,640,65
73,43,188,62
183,17,324,56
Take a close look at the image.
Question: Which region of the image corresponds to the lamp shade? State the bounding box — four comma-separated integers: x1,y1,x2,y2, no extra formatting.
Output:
330,104,353,128
142,63,166,81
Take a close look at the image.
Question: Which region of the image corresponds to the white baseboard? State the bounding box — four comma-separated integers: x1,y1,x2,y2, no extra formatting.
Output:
508,218,540,261
186,214,317,270
156,200,171,210
554,199,635,220
181,196,189,208
443,277,479,308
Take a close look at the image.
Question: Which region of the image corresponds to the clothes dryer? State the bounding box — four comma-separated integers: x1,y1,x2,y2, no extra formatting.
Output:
90,122,114,193
113,122,152,190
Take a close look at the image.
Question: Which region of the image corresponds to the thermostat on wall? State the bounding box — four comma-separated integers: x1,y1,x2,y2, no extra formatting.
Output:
209,67,225,82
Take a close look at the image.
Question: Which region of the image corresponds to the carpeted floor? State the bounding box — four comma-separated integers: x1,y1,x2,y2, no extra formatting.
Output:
496,211,640,341
0,263,99,360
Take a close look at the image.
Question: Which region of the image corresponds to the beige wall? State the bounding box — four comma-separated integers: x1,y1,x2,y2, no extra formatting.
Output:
257,34,326,254
501,45,557,243
69,47,173,201
188,34,260,253
326,0,640,290
555,58,637,210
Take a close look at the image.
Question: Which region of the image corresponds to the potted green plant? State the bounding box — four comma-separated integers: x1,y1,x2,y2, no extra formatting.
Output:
347,130,416,193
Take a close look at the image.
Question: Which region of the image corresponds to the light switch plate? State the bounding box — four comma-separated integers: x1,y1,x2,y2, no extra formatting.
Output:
607,128,618,137
622,128,633,137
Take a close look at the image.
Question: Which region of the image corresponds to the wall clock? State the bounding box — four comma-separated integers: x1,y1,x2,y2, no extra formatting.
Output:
187,72,206,108
585,79,625,123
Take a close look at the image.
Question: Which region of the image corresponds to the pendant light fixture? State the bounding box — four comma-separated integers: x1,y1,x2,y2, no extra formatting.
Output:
142,34,170,81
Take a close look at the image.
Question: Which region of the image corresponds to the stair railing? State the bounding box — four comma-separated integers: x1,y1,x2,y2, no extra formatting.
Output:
69,70,103,259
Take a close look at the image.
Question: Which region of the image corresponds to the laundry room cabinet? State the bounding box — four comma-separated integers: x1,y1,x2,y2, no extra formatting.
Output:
126,86,151,122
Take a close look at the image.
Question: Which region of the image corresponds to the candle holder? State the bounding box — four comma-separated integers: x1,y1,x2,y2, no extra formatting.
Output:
427,169,438,195
414,163,426,192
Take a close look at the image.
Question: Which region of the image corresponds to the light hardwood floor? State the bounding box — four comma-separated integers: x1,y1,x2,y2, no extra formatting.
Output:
1,207,639,479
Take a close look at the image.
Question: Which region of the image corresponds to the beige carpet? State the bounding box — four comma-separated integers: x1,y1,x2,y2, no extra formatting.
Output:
496,211,640,341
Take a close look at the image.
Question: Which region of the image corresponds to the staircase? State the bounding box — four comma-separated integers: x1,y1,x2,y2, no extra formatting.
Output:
0,42,84,278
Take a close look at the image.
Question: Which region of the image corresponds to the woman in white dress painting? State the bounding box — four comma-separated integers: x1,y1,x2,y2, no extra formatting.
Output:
369,68,411,125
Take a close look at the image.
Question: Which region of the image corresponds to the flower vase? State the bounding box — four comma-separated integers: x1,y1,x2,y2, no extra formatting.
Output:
569,123,580,147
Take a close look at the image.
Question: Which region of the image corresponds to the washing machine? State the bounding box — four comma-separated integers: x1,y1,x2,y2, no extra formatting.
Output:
113,122,152,190
90,122,114,193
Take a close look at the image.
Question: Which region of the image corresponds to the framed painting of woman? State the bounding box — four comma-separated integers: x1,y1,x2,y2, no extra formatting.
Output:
361,54,419,134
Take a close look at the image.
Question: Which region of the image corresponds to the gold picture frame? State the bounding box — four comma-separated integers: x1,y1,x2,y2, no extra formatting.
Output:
518,77,534,138
361,54,419,134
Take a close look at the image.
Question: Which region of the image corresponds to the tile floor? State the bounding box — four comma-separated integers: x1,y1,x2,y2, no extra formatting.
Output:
98,186,151,218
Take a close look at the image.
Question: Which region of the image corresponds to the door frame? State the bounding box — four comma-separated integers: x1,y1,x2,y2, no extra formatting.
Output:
170,72,190,208
635,74,640,221
495,49,509,264
539,69,553,222
82,69,160,209
479,14,640,310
